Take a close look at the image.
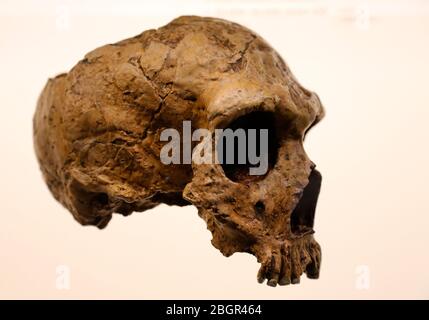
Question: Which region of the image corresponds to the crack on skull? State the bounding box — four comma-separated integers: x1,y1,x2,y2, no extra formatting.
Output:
226,34,256,72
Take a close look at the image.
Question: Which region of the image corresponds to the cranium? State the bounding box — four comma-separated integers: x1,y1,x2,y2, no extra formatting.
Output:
33,16,324,286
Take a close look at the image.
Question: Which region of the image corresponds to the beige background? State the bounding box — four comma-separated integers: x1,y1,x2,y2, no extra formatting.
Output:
1,0,428,299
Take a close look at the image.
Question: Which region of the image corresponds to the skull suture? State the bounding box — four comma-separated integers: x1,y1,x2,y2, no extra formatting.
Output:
33,16,324,286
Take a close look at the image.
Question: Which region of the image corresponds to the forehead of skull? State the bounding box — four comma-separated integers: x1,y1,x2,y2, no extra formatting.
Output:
140,17,287,94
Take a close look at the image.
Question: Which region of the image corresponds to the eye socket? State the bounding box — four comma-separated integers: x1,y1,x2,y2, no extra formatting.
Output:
217,111,278,183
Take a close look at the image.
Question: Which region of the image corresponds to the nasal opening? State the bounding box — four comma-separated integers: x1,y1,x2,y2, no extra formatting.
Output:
291,168,322,236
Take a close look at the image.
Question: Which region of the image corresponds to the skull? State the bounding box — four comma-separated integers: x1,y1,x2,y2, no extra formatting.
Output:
33,16,324,286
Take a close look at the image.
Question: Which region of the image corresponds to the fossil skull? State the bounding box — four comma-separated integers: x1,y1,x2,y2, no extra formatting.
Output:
33,16,324,286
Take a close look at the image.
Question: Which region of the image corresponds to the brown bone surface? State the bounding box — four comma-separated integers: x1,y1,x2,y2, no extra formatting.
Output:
33,16,325,286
